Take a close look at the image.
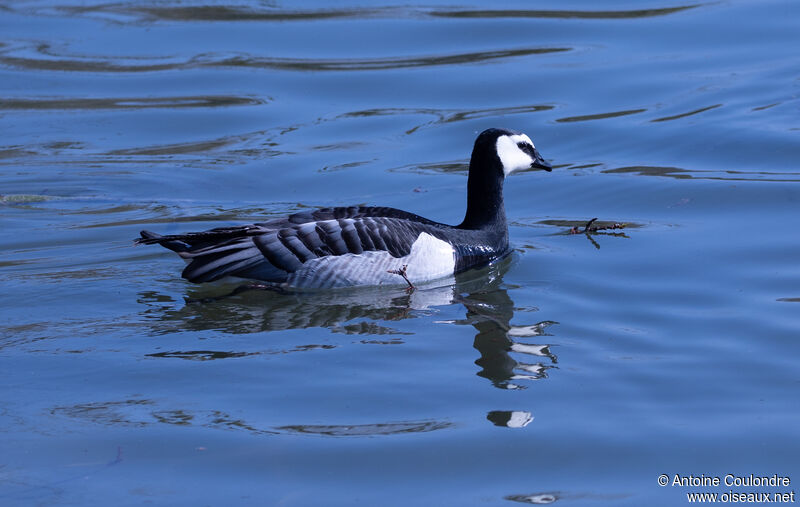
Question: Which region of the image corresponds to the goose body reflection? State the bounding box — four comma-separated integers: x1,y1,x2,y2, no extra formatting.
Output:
139,258,560,429
136,128,551,288
144,259,558,393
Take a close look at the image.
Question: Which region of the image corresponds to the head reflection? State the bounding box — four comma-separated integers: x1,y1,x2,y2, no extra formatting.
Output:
455,285,558,390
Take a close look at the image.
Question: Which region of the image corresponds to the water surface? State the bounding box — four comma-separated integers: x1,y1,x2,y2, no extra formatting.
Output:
1,0,799,505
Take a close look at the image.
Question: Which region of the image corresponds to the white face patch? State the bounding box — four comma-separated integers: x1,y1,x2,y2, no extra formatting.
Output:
496,134,535,176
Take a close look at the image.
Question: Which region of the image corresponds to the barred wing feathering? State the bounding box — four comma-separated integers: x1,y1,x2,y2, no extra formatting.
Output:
138,207,453,287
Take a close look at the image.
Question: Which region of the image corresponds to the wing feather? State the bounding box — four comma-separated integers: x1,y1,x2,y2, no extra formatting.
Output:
141,207,450,284
277,229,317,263
353,219,375,251
364,218,389,252
253,232,302,272
182,244,262,282
338,219,363,255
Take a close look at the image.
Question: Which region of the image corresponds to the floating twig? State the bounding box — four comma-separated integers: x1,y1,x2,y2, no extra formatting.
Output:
387,264,415,292
568,218,629,249
569,217,627,235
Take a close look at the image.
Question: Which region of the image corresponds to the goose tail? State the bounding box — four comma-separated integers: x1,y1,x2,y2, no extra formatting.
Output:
136,230,189,253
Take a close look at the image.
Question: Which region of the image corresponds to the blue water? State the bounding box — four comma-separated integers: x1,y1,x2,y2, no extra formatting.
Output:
1,1,799,505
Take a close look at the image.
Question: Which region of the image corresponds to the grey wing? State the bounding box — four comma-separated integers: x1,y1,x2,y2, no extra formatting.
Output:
176,216,433,283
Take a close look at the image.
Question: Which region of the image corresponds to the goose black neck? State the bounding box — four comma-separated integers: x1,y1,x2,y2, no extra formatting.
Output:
458,149,506,231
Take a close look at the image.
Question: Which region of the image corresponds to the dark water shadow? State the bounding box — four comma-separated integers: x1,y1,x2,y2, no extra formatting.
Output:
92,5,384,23
19,4,699,24
39,4,396,23
430,5,701,20
0,44,570,73
193,47,572,72
276,420,452,436
604,165,800,183
0,125,282,167
0,96,265,111
49,397,449,437
339,104,554,136
555,108,647,123
650,103,722,122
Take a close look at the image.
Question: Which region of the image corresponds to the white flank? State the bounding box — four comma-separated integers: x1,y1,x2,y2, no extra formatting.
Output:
496,133,535,176
403,232,456,282
287,232,456,289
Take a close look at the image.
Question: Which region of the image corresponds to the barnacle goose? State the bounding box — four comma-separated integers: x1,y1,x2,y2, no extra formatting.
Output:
136,128,552,289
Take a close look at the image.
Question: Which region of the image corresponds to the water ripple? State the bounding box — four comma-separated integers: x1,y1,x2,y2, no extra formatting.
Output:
0,128,278,166
14,3,701,23
430,5,701,19
0,95,265,110
201,47,571,71
650,103,722,122
146,350,259,360
277,420,452,436
0,45,571,73
93,5,383,22
50,398,451,436
341,104,554,134
604,165,800,182
555,108,647,123
39,4,394,23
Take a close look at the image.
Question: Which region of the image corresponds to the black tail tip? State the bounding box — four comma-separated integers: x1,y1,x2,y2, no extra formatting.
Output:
135,230,165,245
135,230,189,253
139,230,161,240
